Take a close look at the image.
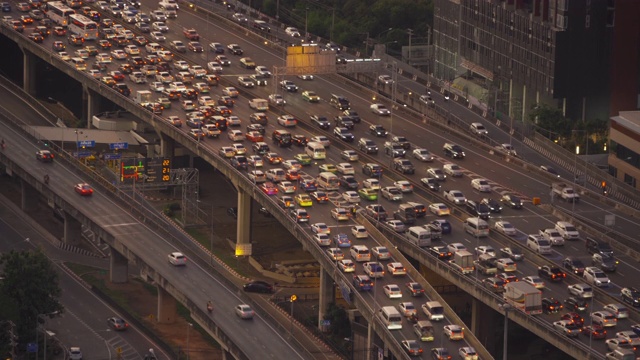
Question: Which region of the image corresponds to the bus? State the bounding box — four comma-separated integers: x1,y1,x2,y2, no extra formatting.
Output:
45,1,75,26
68,14,98,40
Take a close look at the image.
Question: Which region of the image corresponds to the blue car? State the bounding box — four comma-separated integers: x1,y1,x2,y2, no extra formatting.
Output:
333,233,351,248
432,219,452,234
300,178,317,192
1,2,11,11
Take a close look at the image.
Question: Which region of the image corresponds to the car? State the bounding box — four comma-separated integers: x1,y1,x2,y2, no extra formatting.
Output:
540,165,561,177
501,194,523,209
382,284,402,298
74,183,93,196
499,247,524,261
222,87,239,98
443,325,464,340
496,272,518,284
278,196,295,209
411,148,434,162
393,159,415,174
342,191,359,203
363,262,384,278
331,207,350,221
337,259,355,273
260,182,278,195
370,103,391,115
369,124,388,137
616,331,640,346
310,191,329,203
493,221,516,236
401,340,423,356
420,177,440,192
313,233,330,246
35,150,54,162
357,188,377,201
605,338,634,352
326,247,343,261
443,163,463,177
583,266,610,287
553,320,582,337
561,312,585,327
542,297,563,314
582,325,607,340
293,194,312,207
106,317,129,331
564,296,589,312
591,310,618,327
248,170,266,183
603,303,630,319
387,262,406,276
334,127,354,142
428,203,450,216
404,282,425,298
382,187,402,201
378,74,393,84
168,252,186,266
592,253,619,272
427,168,446,181
69,347,83,360
458,347,478,360
363,163,383,177
235,304,254,319
447,243,467,254
353,274,373,291
243,280,273,293
371,246,390,260
522,276,545,289
621,287,640,307
562,257,586,276
428,246,453,261
301,90,320,102
285,26,300,37
319,163,337,173
431,348,451,360
475,245,496,257
277,181,296,194
538,265,566,282
341,150,359,162
482,277,506,293
365,204,387,221
362,178,380,190
297,74,313,80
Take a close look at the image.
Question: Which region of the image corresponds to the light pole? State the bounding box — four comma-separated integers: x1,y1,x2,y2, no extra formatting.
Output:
407,28,414,64
197,200,215,266
304,7,309,42
185,322,193,360
500,304,512,360
36,312,58,360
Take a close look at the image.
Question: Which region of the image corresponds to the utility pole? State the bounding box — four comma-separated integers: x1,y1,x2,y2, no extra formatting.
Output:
407,28,414,64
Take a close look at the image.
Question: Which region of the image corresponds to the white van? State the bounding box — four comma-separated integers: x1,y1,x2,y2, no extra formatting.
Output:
421,301,445,321
379,306,403,330
306,141,326,160
349,245,371,262
464,217,490,237
406,226,431,247
317,171,339,190
526,234,551,255
71,57,86,71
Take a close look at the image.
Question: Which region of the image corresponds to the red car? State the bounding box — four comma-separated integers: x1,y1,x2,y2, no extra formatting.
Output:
74,183,93,196
245,131,263,143
286,169,300,181
109,71,125,81
561,312,584,327
260,182,278,196
582,325,606,340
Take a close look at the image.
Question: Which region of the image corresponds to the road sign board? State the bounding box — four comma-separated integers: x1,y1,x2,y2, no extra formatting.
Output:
77,140,95,148
73,151,92,157
104,153,122,160
109,142,128,150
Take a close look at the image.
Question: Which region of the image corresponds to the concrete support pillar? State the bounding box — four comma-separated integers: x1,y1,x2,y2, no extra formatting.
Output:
471,297,481,336
236,187,252,246
160,133,175,158
221,349,231,360
317,267,334,330
86,87,100,127
20,179,39,212
109,247,128,283
23,49,37,95
82,84,89,127
366,323,375,360
62,211,82,246
157,286,177,324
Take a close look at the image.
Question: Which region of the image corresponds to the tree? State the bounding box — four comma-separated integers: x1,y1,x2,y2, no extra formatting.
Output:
0,249,64,349
528,104,572,138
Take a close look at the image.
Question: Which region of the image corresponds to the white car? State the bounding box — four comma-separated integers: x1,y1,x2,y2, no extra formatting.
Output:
235,304,254,319
247,155,263,167
381,187,402,201
378,74,393,84
341,150,359,162
470,122,488,136
583,267,610,287
494,221,517,236
342,191,359,203
69,347,83,360
371,246,391,260
149,82,165,92
311,223,331,235
496,258,517,272
362,178,380,190
111,49,127,60
428,203,450,216
277,115,297,127
313,233,331,246
336,163,354,174
152,21,168,32
427,167,446,181
471,178,492,192
370,103,391,115
351,226,368,239
338,259,355,273
447,243,467,254
412,148,434,162
124,44,139,55
474,245,496,257
383,284,402,298
248,170,266,183
387,262,406,276
522,275,545,289
459,347,478,360
285,27,300,37
398,302,417,317
278,181,296,194
310,135,330,147
222,87,239,97
443,163,463,177
96,53,112,63
443,325,464,340
393,180,413,193
568,283,594,298
444,190,466,205
168,252,186,266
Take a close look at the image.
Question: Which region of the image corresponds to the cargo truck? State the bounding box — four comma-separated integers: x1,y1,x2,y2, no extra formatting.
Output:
249,98,269,111
473,254,498,275
450,250,474,274
135,90,152,106
503,282,543,315
552,182,580,202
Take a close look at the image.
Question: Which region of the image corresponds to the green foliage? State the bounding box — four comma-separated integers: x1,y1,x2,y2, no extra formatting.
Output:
528,104,573,138
323,302,351,339
0,249,64,346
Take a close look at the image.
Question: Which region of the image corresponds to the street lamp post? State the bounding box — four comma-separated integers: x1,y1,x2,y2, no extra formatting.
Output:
500,304,512,360
186,322,193,360
304,7,309,42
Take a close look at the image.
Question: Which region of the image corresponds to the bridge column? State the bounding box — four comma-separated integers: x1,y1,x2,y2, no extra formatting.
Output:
471,297,481,336
317,267,334,330
22,49,37,95
157,286,177,324
366,323,375,360
236,187,252,246
109,247,128,283
159,133,175,158
62,211,82,246
85,86,100,126
20,179,39,212
220,349,231,360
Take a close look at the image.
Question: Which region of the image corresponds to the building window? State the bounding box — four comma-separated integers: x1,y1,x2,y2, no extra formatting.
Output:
623,174,637,188
608,165,617,178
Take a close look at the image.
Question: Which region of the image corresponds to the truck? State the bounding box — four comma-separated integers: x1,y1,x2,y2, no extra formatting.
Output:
551,182,580,202
249,98,269,111
503,282,543,315
450,250,474,274
135,90,152,106
473,254,498,275
183,28,199,41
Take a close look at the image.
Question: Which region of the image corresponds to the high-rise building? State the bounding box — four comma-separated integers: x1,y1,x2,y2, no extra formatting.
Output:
433,0,617,123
